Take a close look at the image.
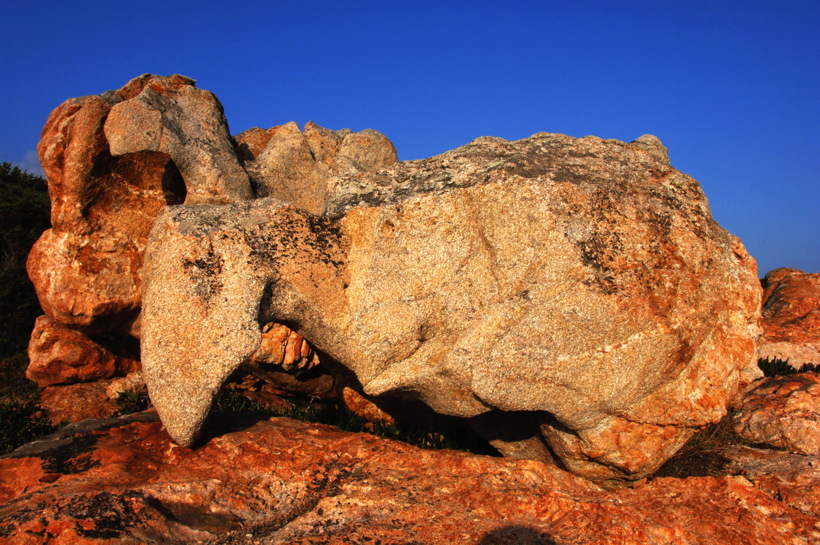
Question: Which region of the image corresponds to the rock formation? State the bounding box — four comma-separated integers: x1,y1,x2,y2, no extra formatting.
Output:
1,411,818,544
27,74,764,485
141,130,762,482
733,372,820,454
25,74,390,422
235,120,398,214
27,316,139,388
759,267,820,367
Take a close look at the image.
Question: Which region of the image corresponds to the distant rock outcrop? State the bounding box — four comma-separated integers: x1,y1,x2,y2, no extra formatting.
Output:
235,120,398,214
733,372,820,455
759,267,820,367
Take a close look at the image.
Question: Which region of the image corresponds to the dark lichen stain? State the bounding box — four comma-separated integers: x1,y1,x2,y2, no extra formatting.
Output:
247,208,346,271
33,433,102,475
65,490,149,539
182,245,224,304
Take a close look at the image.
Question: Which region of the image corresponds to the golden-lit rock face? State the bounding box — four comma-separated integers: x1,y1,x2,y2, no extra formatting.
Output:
140,127,762,483
26,316,139,388
1,413,817,544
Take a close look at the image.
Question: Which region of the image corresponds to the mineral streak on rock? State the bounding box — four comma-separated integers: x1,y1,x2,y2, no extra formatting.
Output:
142,127,762,482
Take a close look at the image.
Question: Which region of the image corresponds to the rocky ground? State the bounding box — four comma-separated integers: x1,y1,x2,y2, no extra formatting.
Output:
1,403,819,545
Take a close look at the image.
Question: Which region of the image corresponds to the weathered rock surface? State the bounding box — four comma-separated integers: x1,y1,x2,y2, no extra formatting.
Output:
235,121,398,215
104,74,254,205
732,373,820,454
27,316,139,388
759,268,820,367
142,131,762,482
1,412,817,544
37,380,119,425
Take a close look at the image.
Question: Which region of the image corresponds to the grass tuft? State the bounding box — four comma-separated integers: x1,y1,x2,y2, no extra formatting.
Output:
758,357,819,377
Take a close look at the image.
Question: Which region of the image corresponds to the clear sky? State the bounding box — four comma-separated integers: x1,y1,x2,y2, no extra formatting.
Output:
2,1,817,275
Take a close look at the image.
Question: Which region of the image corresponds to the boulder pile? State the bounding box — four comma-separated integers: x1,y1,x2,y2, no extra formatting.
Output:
14,73,820,543
26,75,765,485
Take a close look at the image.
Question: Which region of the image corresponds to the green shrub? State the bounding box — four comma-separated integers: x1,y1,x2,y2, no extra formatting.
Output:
0,162,50,359
115,390,152,416
0,397,58,455
0,352,38,400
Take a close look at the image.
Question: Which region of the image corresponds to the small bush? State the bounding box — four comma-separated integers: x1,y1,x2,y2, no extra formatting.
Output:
212,386,493,454
213,388,273,414
0,352,38,400
115,390,152,416
654,414,750,479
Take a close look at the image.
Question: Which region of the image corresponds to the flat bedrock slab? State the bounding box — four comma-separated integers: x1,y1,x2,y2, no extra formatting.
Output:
733,372,820,455
1,413,817,544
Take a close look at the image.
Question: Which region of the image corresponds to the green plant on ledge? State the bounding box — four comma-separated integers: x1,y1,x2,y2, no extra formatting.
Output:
115,390,152,416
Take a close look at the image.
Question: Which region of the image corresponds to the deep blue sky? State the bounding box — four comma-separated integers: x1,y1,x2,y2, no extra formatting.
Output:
2,1,817,275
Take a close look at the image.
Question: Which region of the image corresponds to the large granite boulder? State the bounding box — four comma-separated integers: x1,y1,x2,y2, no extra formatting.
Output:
141,130,762,482
28,74,228,336
759,267,820,367
1,412,817,544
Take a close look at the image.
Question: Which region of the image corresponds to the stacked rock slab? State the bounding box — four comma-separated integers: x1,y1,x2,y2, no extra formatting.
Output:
26,74,395,405
26,75,201,390
140,123,763,481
